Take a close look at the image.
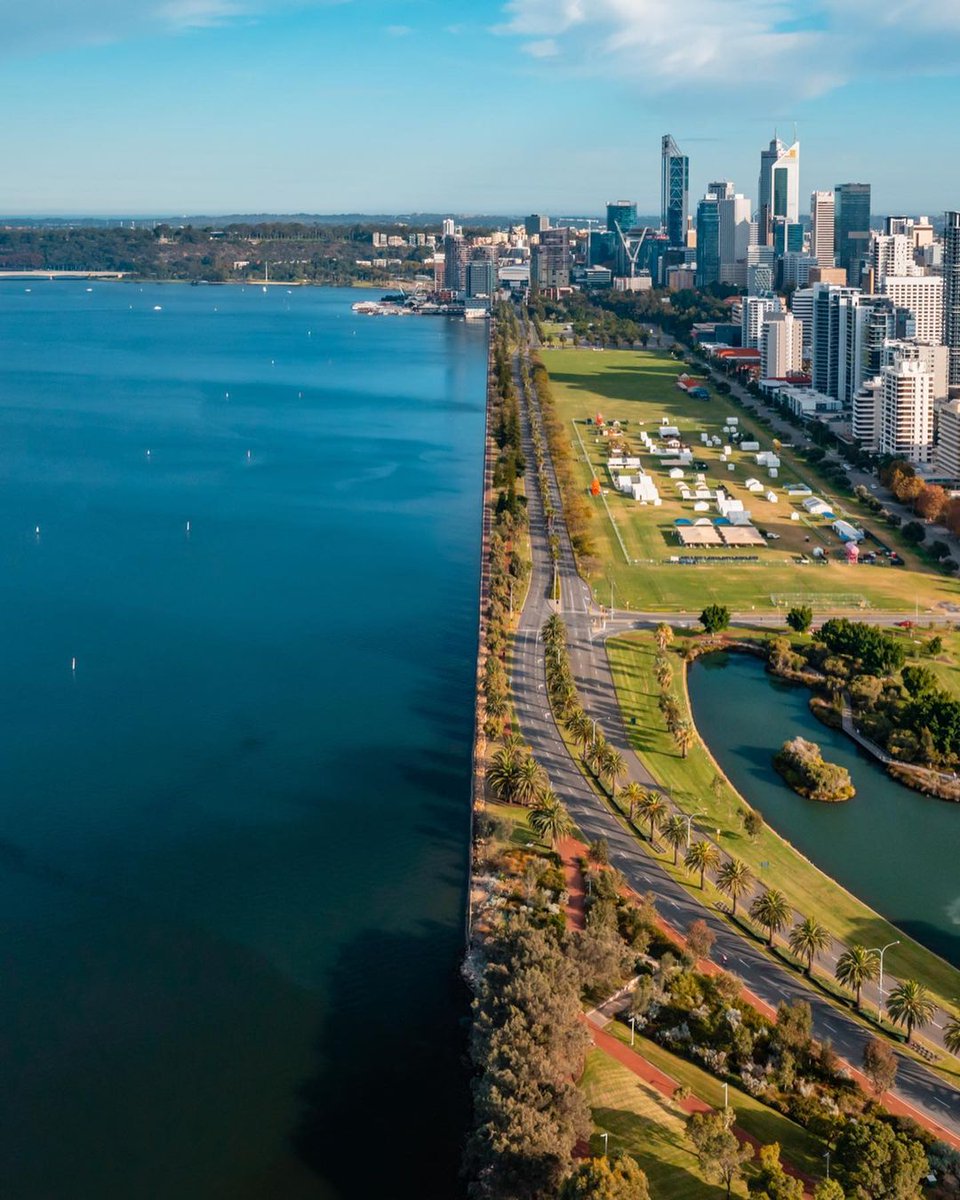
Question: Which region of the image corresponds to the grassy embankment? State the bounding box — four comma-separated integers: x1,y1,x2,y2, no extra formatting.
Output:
606,628,960,1028
540,346,953,613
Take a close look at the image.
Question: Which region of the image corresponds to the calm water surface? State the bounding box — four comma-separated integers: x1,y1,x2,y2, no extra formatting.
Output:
0,283,486,1199
689,652,960,967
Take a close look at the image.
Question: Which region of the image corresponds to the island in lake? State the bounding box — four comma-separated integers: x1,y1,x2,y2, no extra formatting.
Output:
773,737,856,802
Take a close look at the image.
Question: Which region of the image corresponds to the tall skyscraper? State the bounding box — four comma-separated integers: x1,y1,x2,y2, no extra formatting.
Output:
758,138,799,243
718,193,753,284
812,283,862,404
943,211,960,387
872,233,913,285
741,294,780,349
661,134,689,249
761,311,803,378
810,191,835,266
531,228,571,291
606,202,637,237
695,197,720,288
706,181,735,201
758,136,782,246
881,275,943,345
834,184,872,285
443,233,466,292
879,356,934,462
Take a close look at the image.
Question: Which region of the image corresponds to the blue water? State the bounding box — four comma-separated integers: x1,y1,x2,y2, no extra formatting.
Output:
0,283,486,1199
689,652,960,969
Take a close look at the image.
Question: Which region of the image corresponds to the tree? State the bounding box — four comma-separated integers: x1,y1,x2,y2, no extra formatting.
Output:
637,791,668,842
559,1153,651,1200
686,1108,753,1198
835,944,879,1010
774,999,813,1054
741,808,764,841
661,814,688,866
654,656,673,691
513,754,548,808
716,857,754,915
862,1036,898,1097
599,744,627,799
812,1181,845,1200
673,719,695,759
752,1143,804,1200
587,838,610,867
886,978,936,1045
487,744,523,804
684,918,715,963
834,1116,928,1200
944,1012,960,1056
655,622,674,653
901,664,937,697
529,791,575,848
684,839,721,889
700,604,731,635
786,605,813,635
568,710,596,754
915,483,947,521
901,519,926,545
621,781,645,823
750,887,790,947
788,916,831,976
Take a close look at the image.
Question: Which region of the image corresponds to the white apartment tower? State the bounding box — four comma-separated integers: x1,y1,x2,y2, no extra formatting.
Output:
741,294,781,350
935,399,960,480
879,357,934,463
882,275,943,345
943,211,960,387
761,311,803,378
810,191,835,266
872,234,913,285
718,193,754,284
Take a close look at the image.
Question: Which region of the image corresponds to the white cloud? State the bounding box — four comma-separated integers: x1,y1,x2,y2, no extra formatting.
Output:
524,37,559,57
384,23,412,37
496,0,960,95
0,0,347,57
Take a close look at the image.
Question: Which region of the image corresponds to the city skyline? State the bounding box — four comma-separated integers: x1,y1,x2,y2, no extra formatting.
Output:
4,0,960,215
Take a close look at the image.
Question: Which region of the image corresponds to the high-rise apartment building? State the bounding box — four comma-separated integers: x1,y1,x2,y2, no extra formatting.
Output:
758,139,800,245
791,286,815,354
884,338,949,401
773,219,803,257
879,356,934,462
606,202,637,237
718,194,753,284
881,275,943,346
761,310,803,378
706,181,735,201
943,211,960,388
741,294,780,349
834,184,872,285
812,283,862,405
443,233,466,292
465,258,496,300
746,245,775,295
695,198,720,288
531,228,571,291
934,399,960,479
810,191,835,266
872,234,913,286
524,214,550,237
661,134,689,249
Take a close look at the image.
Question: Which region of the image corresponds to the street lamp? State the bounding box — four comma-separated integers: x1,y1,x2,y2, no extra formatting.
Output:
684,811,706,849
722,1081,728,1110
823,1150,831,1180
868,940,900,1021
601,1132,609,1157
629,1016,637,1047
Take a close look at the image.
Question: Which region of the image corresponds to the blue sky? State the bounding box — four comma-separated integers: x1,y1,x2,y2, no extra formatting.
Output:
3,0,960,216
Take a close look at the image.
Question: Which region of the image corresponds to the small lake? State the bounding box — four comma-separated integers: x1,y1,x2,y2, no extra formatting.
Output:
688,652,960,967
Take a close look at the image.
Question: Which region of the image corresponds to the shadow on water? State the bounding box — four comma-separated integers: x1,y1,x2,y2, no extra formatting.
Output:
293,924,470,1200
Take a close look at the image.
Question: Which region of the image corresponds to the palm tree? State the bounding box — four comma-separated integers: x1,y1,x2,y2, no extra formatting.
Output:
621,781,645,823
529,791,574,849
835,945,879,1010
684,839,721,889
512,755,547,808
655,622,674,653
944,1013,960,1056
788,917,831,977
661,814,688,866
487,745,521,804
599,744,627,799
750,887,790,947
542,614,566,648
716,858,754,915
673,719,695,759
654,656,673,691
567,710,594,754
887,979,936,1045
584,737,607,777
638,791,668,842
660,696,682,732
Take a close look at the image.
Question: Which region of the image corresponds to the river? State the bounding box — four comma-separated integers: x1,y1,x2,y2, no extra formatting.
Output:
688,652,960,968
0,282,486,1199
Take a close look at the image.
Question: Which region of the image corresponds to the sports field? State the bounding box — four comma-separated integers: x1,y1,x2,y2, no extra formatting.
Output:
542,348,955,613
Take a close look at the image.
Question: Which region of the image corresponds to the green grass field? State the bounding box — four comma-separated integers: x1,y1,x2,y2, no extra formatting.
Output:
542,347,955,613
602,1026,824,1178
579,1049,729,1198
606,630,960,1016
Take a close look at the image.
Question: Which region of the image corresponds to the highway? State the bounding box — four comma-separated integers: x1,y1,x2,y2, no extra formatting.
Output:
508,338,960,1143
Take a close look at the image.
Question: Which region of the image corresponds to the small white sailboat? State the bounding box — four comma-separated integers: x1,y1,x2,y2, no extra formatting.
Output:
185,520,191,534
153,305,162,311
71,657,76,672
34,525,40,537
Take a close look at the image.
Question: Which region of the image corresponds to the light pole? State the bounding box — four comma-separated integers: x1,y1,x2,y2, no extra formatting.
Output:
601,1132,609,1157
823,1150,831,1180
722,1081,728,1110
684,811,706,849
629,1016,637,1047
868,940,900,1021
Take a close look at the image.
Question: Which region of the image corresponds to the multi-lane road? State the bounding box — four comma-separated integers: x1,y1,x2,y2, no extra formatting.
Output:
508,342,960,1143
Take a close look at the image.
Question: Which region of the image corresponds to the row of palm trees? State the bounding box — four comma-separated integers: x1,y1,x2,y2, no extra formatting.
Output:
542,616,960,1055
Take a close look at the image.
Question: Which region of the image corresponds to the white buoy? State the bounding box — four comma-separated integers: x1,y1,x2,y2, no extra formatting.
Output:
146,449,151,458
186,520,191,534
71,657,76,672
246,450,251,461
35,525,40,537
225,392,230,399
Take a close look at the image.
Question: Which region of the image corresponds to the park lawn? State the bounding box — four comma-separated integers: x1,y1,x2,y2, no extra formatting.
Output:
542,347,953,613
579,1049,729,1198
606,629,960,1013
603,1026,824,1179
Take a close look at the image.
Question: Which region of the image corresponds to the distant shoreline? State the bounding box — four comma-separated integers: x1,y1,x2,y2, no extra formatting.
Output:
0,273,388,289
